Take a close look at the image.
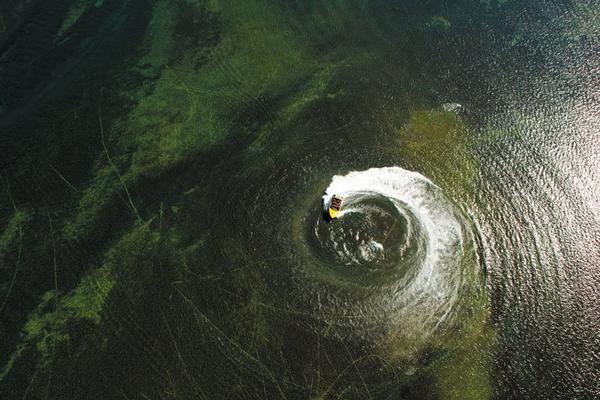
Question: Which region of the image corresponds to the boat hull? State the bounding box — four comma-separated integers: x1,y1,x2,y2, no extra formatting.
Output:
328,208,340,219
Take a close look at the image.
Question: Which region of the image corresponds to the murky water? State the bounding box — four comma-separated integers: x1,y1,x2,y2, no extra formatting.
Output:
0,0,598,399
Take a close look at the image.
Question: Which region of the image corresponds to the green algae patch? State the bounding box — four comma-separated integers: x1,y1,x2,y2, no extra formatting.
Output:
379,294,494,399
0,259,114,381
134,0,179,76
385,109,492,394
414,260,493,399
117,0,317,178
0,209,29,309
427,16,452,31
108,222,167,300
0,343,25,382
1,221,184,385
22,265,114,366
0,209,29,254
379,229,487,370
61,150,143,244
56,0,97,39
397,109,479,199
403,110,464,147
430,322,496,400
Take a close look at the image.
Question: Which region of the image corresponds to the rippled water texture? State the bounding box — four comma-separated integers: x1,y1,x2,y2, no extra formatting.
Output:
0,0,598,399
300,168,482,345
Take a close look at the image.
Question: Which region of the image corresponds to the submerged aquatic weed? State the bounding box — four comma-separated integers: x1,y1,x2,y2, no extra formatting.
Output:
119,0,314,176
0,209,30,314
1,221,180,383
22,265,114,365
431,314,496,400
397,109,479,198
427,16,452,31
0,210,29,255
56,0,97,39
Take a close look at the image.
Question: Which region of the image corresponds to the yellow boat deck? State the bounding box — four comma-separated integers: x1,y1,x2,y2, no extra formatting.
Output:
328,195,343,219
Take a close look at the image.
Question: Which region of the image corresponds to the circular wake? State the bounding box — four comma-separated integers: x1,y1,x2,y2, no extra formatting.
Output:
295,167,483,358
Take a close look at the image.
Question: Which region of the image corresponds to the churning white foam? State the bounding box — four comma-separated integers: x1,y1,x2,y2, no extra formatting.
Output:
323,167,473,337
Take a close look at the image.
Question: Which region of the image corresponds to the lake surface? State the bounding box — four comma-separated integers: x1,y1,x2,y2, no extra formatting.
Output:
0,1,598,399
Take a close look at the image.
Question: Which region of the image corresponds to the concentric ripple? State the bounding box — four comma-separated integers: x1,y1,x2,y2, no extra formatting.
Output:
295,167,484,353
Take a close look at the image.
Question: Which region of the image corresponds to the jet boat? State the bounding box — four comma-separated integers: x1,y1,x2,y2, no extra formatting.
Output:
328,195,344,219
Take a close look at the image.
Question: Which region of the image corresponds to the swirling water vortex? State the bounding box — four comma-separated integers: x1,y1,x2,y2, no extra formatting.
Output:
293,167,484,358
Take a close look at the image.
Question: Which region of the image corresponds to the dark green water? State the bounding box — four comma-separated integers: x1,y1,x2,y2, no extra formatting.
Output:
0,0,598,399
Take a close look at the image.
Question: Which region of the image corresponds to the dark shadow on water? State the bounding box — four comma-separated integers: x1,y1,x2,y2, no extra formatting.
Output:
322,210,334,223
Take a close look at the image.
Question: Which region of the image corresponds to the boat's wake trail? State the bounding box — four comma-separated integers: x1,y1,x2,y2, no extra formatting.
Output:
296,167,483,361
